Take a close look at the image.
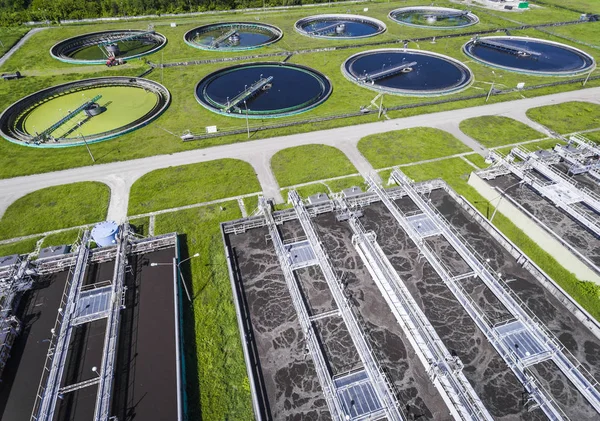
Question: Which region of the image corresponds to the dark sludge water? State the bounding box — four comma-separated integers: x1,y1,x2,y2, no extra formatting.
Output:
391,11,473,27
345,51,471,92
465,37,595,73
301,19,381,37
197,64,330,116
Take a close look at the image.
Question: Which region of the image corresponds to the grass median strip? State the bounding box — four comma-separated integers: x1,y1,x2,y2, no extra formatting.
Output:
271,144,357,187
358,127,471,169
459,116,544,148
0,182,109,240
128,158,261,215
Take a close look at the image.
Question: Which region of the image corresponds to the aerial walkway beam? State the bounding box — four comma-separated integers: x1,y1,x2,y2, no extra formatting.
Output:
289,191,406,421
224,76,273,113
358,61,417,83
472,37,541,58
258,198,347,420
391,169,600,417
32,231,91,421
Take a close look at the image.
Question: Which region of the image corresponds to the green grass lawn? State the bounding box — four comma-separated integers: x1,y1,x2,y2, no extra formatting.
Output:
154,203,253,421
358,127,471,169
0,0,597,180
0,182,109,240
400,157,600,321
23,86,158,139
40,229,81,249
0,237,41,257
459,116,545,148
0,27,29,56
271,144,357,187
128,158,261,215
463,153,490,169
526,101,600,133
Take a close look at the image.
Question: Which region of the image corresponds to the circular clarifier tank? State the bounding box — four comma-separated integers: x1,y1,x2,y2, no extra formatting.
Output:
184,22,283,51
195,62,332,118
342,49,473,96
0,77,170,147
50,30,166,64
295,14,386,39
463,36,596,76
389,7,479,29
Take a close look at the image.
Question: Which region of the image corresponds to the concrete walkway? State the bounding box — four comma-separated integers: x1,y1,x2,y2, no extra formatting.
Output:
1,87,599,222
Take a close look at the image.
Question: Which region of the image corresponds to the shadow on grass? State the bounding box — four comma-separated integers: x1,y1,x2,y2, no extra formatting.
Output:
177,234,203,420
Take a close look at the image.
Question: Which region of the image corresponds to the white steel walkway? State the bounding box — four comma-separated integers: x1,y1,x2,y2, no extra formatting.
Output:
289,191,405,421
366,175,566,420
391,169,600,418
348,214,493,421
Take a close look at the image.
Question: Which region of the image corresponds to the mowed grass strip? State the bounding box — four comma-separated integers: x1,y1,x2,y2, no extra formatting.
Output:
526,101,600,133
128,159,261,215
459,116,544,147
358,127,471,169
271,144,357,187
154,203,253,421
0,182,109,240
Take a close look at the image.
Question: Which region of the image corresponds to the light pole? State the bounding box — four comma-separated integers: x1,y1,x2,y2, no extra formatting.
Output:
244,100,250,138
150,252,200,302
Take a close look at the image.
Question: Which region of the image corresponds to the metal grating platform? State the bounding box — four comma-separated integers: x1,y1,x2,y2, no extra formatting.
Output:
334,370,385,420
284,240,318,269
495,320,553,366
543,183,583,205
406,213,441,238
72,286,112,325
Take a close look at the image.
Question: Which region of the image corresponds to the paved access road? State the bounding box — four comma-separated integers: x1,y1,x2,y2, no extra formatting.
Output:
0,87,599,221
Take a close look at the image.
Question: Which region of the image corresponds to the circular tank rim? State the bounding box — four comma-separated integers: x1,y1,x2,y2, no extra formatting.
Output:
341,48,474,96
194,61,333,119
462,35,597,76
0,76,171,148
388,6,479,30
183,21,283,52
294,14,387,40
50,29,167,65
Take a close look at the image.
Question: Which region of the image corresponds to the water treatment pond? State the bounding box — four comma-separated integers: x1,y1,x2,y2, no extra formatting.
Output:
389,7,478,29
343,49,472,95
295,14,386,39
195,62,332,118
463,36,596,75
51,30,166,64
184,22,282,51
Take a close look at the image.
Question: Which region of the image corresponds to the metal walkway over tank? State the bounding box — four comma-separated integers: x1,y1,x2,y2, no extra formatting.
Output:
554,135,600,178
31,230,92,421
224,76,274,113
210,29,238,48
307,22,348,36
358,62,417,83
97,30,155,47
33,95,102,143
288,191,405,421
484,148,600,237
31,226,132,421
389,169,600,418
347,213,493,421
258,197,381,421
365,175,567,420
472,37,541,58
